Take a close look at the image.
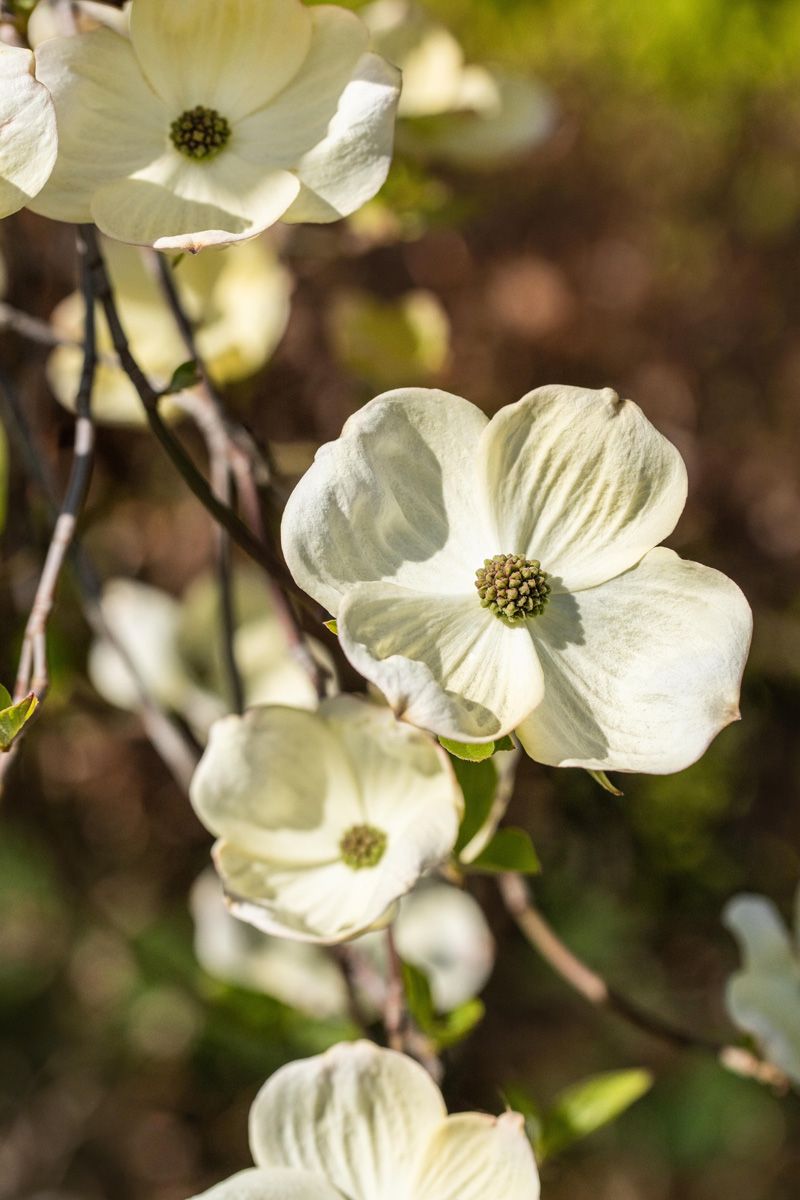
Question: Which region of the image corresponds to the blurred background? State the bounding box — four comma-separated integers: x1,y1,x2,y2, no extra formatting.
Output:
2,0,800,1195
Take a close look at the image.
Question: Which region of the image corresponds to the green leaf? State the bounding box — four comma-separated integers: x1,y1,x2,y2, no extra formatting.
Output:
440,734,514,761
453,757,498,855
163,360,200,395
401,961,485,1049
467,827,540,875
0,685,12,710
402,960,436,1028
537,1069,653,1161
323,619,338,635
0,693,39,752
586,769,624,797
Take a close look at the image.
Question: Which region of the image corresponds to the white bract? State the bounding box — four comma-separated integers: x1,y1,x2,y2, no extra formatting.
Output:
191,870,494,1017
190,697,463,943
48,235,291,426
363,0,554,167
724,888,800,1088
29,0,401,250
0,45,58,219
282,385,752,772
191,1040,540,1200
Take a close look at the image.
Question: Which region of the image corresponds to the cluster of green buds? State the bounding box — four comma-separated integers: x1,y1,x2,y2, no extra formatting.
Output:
475,554,550,622
339,823,388,870
170,106,231,160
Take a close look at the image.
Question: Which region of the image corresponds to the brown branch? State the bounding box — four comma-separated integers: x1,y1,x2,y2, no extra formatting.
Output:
0,302,78,349
499,872,788,1090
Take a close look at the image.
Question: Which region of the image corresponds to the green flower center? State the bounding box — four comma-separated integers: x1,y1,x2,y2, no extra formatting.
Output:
170,106,231,160
339,824,388,870
475,554,551,622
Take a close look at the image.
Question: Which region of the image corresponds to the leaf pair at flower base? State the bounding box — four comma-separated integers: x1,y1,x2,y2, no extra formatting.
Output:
0,685,38,752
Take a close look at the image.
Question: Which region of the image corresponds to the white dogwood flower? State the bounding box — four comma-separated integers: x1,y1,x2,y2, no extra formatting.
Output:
29,0,401,250
0,45,57,219
724,888,800,1088
191,1041,540,1200
282,385,752,773
190,697,462,943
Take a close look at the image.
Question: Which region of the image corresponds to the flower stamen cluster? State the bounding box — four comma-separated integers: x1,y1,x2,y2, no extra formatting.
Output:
476,554,550,621
339,823,387,869
170,106,231,160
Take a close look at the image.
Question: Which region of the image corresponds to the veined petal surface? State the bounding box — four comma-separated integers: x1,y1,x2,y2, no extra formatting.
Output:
249,1042,446,1199
190,1167,342,1200
478,385,688,592
282,53,401,223
130,0,312,120
281,388,491,616
411,1112,540,1200
0,46,57,217
339,584,544,742
30,28,165,223
516,548,752,773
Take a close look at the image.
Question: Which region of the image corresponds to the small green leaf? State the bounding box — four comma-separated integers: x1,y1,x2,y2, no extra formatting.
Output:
434,998,485,1048
467,827,540,875
586,769,623,797
401,961,484,1048
440,735,513,761
402,960,435,1029
537,1068,653,1161
0,693,39,751
323,619,338,635
0,685,12,710
164,360,200,395
453,757,498,855
493,735,515,752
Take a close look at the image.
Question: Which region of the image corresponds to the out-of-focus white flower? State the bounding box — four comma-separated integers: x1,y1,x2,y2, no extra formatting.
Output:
329,288,450,391
191,1041,540,1200
190,697,463,944
27,0,130,46
191,870,494,1017
88,573,330,734
47,235,291,426
363,0,555,167
282,385,752,772
0,45,57,218
29,0,401,250
723,888,800,1087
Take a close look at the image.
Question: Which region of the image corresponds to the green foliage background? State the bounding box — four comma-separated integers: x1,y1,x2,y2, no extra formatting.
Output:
2,0,800,1197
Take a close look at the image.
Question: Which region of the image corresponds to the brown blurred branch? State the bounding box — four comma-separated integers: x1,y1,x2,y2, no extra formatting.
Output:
0,302,77,349
499,872,788,1090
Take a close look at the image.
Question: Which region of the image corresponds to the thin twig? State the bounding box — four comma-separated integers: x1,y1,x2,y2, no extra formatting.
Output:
499,873,789,1089
0,302,79,349
384,924,408,1053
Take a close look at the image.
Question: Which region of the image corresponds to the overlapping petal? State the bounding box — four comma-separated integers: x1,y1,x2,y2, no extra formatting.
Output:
478,385,688,592
249,1042,446,1200
517,548,752,773
130,0,312,120
0,46,58,218
190,1167,342,1200
412,1113,540,1200
281,388,491,616
30,28,165,223
339,584,543,741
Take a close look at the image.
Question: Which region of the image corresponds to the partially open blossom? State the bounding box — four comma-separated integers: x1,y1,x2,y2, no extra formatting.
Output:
189,697,463,943
47,235,291,426
0,45,57,219
282,385,752,772
29,0,401,250
363,0,554,167
191,1041,540,1200
724,888,800,1088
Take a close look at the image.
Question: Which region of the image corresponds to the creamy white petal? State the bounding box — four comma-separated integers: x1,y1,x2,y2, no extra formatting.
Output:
0,46,57,217
339,584,544,741
249,1041,446,1199
412,1112,539,1200
282,53,401,224
394,882,495,1011
281,388,491,616
28,0,130,45
478,385,688,592
217,844,411,943
516,548,752,773
91,153,300,251
189,1167,341,1200
234,7,369,168
190,707,361,864
723,895,797,973
30,28,165,223
130,0,311,120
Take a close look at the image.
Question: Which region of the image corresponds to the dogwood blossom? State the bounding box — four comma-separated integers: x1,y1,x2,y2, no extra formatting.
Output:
189,697,463,943
48,235,291,425
191,1041,540,1200
29,0,401,250
282,385,752,772
723,888,800,1087
0,45,58,219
